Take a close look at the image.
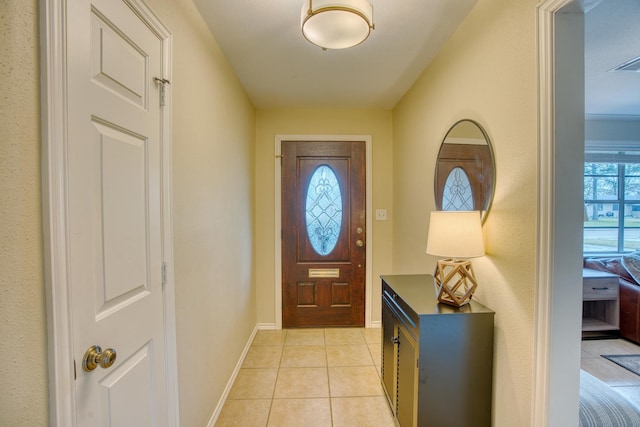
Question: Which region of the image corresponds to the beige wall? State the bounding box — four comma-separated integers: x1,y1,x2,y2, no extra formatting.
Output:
145,1,256,425
255,109,394,325
0,0,48,425
393,0,538,426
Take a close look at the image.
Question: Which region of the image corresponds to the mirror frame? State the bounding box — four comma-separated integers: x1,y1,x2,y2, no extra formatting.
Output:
434,119,495,223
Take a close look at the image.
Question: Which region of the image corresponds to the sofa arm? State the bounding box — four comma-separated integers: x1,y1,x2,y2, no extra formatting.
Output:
619,278,640,345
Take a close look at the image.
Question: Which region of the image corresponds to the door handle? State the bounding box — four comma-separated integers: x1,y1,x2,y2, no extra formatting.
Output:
356,239,364,247
82,345,117,372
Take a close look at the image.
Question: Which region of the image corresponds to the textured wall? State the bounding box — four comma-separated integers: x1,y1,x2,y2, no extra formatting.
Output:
0,0,49,425
144,0,257,425
392,0,539,425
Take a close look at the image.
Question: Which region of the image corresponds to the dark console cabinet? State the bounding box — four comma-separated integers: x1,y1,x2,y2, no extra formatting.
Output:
381,275,495,427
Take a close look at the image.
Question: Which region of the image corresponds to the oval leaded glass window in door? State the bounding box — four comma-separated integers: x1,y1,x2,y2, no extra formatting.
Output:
305,165,343,256
443,167,474,211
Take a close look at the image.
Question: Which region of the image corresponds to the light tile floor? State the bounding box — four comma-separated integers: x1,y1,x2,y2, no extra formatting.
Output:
217,330,640,425
581,338,640,407
215,328,397,427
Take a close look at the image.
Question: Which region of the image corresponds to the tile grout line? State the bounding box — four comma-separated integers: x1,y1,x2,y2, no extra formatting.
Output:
265,329,287,427
324,329,335,426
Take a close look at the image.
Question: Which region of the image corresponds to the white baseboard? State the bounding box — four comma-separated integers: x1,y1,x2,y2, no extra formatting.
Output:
256,322,277,330
207,324,259,427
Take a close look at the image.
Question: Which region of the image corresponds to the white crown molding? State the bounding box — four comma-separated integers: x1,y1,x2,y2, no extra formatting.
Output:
586,114,640,121
585,140,640,150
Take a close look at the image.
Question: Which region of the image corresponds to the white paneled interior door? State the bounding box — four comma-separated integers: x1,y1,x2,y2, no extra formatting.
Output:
66,0,171,424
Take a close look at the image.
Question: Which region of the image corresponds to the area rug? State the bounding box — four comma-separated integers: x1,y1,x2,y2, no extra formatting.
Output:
579,370,640,427
602,354,640,377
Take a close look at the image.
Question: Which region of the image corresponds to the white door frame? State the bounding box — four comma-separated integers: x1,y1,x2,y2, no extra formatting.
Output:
274,135,373,329
39,1,179,425
534,0,589,425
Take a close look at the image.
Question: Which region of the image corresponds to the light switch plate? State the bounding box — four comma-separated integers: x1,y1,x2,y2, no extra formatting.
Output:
376,209,387,221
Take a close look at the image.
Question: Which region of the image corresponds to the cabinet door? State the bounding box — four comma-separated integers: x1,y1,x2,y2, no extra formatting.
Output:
381,300,397,413
397,326,417,427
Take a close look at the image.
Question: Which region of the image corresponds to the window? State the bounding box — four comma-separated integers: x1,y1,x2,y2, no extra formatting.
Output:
443,167,474,211
584,151,640,253
305,165,343,256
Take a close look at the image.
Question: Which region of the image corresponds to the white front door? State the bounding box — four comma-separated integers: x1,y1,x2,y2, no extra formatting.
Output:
66,0,171,424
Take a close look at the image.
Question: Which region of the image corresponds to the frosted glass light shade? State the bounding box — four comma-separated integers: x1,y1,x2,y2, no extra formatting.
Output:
301,0,374,50
426,211,485,258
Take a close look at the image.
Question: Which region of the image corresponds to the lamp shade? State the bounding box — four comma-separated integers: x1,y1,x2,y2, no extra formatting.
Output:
426,211,485,258
301,0,374,50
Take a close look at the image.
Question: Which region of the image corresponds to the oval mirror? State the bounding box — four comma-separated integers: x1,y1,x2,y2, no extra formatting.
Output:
434,119,495,223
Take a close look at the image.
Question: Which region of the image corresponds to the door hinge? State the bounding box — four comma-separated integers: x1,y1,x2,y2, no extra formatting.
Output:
154,77,171,106
162,262,167,288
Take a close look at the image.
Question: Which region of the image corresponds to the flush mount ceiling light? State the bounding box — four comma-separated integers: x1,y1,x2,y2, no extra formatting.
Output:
301,0,375,50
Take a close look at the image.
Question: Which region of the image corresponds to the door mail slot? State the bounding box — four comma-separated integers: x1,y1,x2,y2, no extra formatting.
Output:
309,268,340,278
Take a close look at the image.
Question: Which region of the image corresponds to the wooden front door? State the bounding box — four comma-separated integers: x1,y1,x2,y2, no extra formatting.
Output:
282,140,366,327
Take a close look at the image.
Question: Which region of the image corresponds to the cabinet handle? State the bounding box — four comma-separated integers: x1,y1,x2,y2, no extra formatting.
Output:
391,336,399,344
592,287,609,290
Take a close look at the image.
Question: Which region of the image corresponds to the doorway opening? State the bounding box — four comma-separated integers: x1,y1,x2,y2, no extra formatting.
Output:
535,0,587,425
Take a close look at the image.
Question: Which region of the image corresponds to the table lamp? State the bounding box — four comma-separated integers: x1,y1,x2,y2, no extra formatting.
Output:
426,210,485,307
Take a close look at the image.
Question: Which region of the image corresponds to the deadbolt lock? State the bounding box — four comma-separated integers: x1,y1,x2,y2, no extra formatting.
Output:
82,345,117,372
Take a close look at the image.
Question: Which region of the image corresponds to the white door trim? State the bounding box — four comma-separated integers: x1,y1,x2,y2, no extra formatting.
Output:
534,0,587,425
533,2,561,424
274,135,373,329
39,1,179,425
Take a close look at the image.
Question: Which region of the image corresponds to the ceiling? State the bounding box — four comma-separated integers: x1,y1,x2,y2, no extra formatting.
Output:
585,0,640,117
191,0,477,109
192,0,639,116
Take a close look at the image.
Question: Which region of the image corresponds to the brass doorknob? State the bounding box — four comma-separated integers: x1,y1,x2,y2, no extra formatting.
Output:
82,345,117,372
356,240,364,247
